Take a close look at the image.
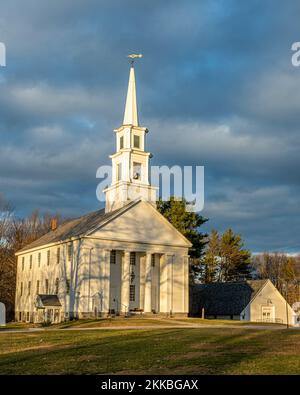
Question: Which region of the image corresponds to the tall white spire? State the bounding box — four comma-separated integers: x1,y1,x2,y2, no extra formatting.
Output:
123,65,139,126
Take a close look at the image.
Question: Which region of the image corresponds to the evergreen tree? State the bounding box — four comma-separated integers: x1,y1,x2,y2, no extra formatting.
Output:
157,197,208,282
202,228,251,283
201,229,219,283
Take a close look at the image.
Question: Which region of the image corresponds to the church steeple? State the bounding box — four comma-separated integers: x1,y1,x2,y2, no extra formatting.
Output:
123,66,139,127
103,57,157,213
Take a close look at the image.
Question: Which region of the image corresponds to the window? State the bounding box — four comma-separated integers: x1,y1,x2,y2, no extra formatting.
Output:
130,285,135,302
47,250,50,266
29,255,32,269
151,254,155,267
65,279,70,295
26,312,30,322
67,244,73,261
133,162,141,180
110,250,116,264
20,282,23,296
28,281,31,295
57,247,60,264
45,279,49,294
38,253,41,267
133,135,140,149
130,252,136,266
117,163,122,181
55,278,59,294
36,280,40,295
19,312,22,321
22,257,25,271
120,136,124,150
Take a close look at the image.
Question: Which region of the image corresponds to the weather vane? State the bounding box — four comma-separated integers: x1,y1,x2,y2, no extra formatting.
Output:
127,53,143,65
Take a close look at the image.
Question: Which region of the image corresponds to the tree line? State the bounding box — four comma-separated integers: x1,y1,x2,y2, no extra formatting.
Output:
0,194,62,320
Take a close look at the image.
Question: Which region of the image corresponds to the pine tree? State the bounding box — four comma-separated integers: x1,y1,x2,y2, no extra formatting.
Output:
202,228,251,283
157,197,208,282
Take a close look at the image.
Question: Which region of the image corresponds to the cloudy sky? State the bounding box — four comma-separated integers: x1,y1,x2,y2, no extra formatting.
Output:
0,0,300,253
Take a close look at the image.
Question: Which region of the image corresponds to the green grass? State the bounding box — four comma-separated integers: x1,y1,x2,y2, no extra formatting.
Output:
0,328,299,374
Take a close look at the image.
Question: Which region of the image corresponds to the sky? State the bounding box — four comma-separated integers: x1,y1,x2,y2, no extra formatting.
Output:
0,0,300,253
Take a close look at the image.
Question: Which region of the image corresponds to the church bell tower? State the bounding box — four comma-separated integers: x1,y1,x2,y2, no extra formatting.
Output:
104,57,157,213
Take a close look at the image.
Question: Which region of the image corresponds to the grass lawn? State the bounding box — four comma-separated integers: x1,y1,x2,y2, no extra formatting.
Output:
0,327,300,374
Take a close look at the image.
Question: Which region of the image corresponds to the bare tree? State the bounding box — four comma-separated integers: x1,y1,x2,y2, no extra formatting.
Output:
0,195,63,321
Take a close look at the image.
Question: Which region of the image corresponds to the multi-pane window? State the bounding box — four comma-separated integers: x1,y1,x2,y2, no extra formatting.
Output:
130,252,136,266
28,281,31,295
22,257,25,271
67,244,73,261
55,278,59,294
45,279,49,294
20,282,23,296
36,280,40,295
151,254,155,267
130,285,135,302
110,250,116,264
120,136,124,150
133,134,140,149
29,255,32,269
57,247,60,264
47,250,50,266
38,252,41,267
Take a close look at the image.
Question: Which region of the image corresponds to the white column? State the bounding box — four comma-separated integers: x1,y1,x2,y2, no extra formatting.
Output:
102,249,111,314
121,251,130,315
183,255,189,314
144,253,152,313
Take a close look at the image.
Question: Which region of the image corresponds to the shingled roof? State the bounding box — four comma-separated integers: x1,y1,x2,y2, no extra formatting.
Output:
37,294,62,307
17,200,139,254
190,280,269,317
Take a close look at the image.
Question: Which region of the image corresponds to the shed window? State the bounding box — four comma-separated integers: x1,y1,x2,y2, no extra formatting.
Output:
47,250,50,266
22,257,25,271
29,255,32,269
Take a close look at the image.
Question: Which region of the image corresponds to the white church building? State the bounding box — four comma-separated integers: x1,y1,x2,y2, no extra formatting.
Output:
15,62,191,323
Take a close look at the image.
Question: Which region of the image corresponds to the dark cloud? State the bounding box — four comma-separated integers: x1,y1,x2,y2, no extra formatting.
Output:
0,0,299,252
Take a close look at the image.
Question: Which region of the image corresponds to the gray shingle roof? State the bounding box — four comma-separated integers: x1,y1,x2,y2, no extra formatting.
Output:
190,280,268,316
17,200,139,254
38,294,62,307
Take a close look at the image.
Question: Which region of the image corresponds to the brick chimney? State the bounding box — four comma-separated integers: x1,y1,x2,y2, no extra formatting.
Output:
51,218,58,231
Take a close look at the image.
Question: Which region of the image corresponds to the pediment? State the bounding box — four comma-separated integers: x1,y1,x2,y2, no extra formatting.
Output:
89,201,191,248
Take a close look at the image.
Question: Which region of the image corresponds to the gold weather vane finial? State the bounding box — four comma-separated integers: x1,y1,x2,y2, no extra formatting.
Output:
127,53,143,65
